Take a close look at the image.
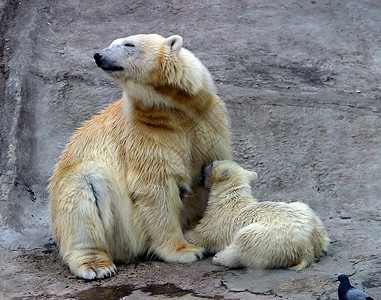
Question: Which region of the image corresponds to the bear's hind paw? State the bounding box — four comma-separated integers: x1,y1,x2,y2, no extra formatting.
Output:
70,255,117,280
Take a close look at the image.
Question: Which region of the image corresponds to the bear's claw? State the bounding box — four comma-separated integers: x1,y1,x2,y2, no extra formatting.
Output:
71,258,117,280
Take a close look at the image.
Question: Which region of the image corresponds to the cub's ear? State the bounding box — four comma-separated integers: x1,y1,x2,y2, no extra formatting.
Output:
166,35,183,53
218,168,231,182
248,171,258,184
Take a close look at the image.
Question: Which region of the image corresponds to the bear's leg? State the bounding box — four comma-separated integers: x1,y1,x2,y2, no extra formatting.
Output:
142,181,206,263
52,168,117,280
151,218,206,264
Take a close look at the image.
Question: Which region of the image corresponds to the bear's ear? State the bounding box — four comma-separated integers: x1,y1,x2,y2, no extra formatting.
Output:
248,171,258,184
166,35,183,53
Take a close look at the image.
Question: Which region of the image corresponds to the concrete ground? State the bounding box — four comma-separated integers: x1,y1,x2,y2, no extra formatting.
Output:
0,0,380,299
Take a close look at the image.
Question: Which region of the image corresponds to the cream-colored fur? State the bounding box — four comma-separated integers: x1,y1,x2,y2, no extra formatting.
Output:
49,34,232,280
185,160,329,270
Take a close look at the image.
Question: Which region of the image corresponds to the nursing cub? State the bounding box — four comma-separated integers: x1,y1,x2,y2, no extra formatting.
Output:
185,160,329,269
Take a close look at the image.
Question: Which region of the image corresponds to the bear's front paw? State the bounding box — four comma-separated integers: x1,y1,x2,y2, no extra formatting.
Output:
160,240,206,264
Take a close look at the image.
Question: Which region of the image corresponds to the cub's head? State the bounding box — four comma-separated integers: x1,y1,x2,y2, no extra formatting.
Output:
202,160,258,192
94,34,212,95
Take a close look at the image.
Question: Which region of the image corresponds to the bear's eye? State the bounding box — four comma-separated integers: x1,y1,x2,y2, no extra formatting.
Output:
124,43,135,48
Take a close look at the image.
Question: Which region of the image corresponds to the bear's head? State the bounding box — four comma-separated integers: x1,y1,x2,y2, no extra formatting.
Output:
94,34,214,97
202,160,257,193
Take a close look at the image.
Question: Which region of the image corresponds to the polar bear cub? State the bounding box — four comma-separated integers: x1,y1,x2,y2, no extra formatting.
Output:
185,160,329,270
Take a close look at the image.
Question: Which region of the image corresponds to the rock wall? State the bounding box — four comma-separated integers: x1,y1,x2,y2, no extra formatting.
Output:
0,0,380,253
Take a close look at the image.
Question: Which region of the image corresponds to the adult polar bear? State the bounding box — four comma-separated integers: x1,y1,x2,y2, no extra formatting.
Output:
49,34,232,280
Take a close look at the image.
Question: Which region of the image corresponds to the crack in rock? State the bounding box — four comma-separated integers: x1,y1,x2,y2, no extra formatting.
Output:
220,280,282,298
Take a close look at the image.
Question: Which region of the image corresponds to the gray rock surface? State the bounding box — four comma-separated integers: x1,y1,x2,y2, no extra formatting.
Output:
0,0,380,299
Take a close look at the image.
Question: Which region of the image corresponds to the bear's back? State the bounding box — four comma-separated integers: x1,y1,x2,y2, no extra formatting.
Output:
55,100,128,169
248,201,314,226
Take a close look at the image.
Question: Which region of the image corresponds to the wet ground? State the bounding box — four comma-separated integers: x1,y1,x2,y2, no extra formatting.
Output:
1,0,380,299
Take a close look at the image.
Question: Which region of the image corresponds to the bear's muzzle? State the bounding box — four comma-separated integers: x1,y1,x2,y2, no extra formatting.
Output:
94,53,124,72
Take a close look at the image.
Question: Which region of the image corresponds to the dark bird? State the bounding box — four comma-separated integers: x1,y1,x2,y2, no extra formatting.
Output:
337,274,374,300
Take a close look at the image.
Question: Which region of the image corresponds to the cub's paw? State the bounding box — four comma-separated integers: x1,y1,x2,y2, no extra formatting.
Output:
212,250,241,268
161,241,206,264
288,259,310,271
69,253,117,280
212,254,223,266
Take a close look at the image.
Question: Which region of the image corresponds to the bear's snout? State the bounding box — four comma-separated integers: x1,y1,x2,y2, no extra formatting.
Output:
94,53,102,64
94,52,124,72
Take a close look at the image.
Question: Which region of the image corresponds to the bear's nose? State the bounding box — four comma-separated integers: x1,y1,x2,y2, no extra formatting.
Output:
94,53,101,62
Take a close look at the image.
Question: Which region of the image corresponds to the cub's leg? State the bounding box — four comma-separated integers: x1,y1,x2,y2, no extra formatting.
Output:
311,216,330,257
288,255,314,271
212,224,272,269
184,221,225,254
50,164,117,280
212,244,242,268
